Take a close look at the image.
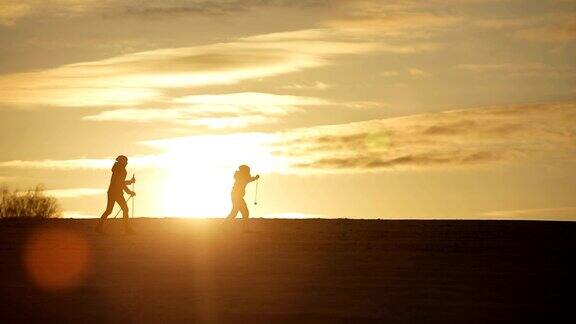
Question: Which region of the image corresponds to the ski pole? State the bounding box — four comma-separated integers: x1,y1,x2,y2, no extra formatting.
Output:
131,174,135,218
113,195,133,219
114,173,135,219
254,178,259,205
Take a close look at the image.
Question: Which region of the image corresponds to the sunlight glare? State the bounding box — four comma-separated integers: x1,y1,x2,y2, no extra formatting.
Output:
147,133,279,218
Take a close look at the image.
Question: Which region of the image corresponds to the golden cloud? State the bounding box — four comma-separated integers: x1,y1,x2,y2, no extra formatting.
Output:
472,14,576,43
3,102,575,173
326,11,461,35
515,19,576,42
0,29,380,108
0,156,161,170
0,0,332,25
82,92,330,128
274,101,576,172
481,207,576,219
45,188,105,198
0,0,32,26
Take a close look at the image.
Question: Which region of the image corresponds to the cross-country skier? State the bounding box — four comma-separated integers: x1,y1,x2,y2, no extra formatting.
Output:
95,155,136,234
227,165,259,225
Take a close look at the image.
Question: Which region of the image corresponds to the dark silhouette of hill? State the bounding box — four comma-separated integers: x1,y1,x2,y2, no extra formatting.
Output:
0,218,573,323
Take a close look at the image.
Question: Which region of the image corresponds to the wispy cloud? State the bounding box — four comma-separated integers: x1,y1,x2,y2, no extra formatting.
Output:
0,29,379,108
0,133,275,172
0,159,111,170
117,0,332,17
380,69,431,78
279,81,331,91
82,92,330,128
0,176,17,182
472,17,538,30
274,101,576,172
407,68,430,79
85,109,280,129
455,62,575,78
0,1,453,111
171,92,326,106
0,0,333,25
381,71,400,77
0,0,501,27
481,207,576,220
456,63,549,72
0,0,31,26
45,188,105,198
515,18,576,43
0,156,161,170
473,14,576,43
3,102,575,173
325,1,462,37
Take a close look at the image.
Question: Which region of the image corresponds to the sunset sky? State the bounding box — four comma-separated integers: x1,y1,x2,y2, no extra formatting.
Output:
0,0,575,220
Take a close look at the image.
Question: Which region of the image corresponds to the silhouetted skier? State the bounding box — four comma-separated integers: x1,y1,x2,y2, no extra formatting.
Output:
95,155,136,234
227,165,259,229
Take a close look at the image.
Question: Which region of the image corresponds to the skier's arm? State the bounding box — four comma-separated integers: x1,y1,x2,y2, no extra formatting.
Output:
123,185,135,196
249,174,260,182
124,175,135,186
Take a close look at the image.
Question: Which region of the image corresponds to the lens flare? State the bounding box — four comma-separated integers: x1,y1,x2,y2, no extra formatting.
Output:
23,227,91,292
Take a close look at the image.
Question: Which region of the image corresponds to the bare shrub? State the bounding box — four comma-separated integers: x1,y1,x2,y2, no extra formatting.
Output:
0,185,62,218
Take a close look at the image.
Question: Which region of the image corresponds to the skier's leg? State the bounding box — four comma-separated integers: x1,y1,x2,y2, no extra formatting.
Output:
227,206,239,219
115,195,133,233
96,193,115,232
239,199,249,232
227,195,240,219
100,193,115,220
239,199,249,219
